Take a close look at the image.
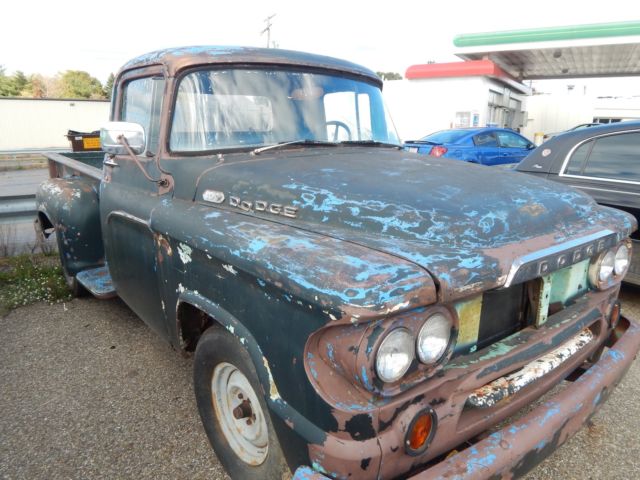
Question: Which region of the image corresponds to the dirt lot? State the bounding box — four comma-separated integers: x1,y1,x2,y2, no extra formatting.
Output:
1,288,639,479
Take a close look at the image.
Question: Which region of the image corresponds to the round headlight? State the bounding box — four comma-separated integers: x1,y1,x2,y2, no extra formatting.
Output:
417,313,452,364
375,328,415,383
598,250,616,283
614,244,630,276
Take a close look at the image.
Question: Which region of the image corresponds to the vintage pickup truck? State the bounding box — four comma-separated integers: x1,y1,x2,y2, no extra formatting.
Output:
36,47,640,479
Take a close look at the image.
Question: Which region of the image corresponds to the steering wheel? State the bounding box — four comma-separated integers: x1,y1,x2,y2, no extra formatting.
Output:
326,121,352,141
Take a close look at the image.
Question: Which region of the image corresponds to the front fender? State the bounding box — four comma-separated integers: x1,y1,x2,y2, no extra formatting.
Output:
177,290,327,448
152,201,437,325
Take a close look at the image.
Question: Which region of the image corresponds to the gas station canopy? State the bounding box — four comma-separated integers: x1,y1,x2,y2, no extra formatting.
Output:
453,21,640,80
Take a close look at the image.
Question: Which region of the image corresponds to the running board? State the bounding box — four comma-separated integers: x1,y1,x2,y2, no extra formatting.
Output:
76,266,117,299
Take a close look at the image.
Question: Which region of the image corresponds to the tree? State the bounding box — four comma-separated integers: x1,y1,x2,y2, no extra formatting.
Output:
57,70,104,99
103,73,115,100
0,66,22,96
376,71,403,81
13,71,28,93
22,74,48,98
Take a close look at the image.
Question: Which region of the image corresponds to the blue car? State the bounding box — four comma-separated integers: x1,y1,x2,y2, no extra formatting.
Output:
404,127,535,166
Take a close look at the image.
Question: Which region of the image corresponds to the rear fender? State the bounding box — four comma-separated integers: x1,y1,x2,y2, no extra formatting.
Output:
36,177,104,275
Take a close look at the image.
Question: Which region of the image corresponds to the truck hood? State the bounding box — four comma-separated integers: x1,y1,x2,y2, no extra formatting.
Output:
194,147,635,300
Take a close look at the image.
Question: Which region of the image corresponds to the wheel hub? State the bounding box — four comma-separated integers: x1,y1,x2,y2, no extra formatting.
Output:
211,362,269,465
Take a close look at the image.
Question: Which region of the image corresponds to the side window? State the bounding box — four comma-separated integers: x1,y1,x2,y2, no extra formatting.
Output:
323,92,373,141
121,76,165,154
473,132,498,147
564,140,593,175
497,131,529,148
581,132,640,181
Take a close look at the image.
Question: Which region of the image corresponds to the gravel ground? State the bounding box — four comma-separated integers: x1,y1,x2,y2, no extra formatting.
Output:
0,298,229,480
1,288,640,479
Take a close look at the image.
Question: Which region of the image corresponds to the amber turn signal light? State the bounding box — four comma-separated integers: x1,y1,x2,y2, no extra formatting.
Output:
406,409,436,454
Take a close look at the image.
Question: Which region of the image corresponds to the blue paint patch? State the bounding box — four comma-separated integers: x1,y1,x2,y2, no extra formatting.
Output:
466,453,497,473
293,466,323,480
361,366,373,390
306,353,320,379
248,238,267,254
538,405,561,426
326,343,335,364
334,402,373,412
607,349,624,363
535,440,547,451
593,391,603,406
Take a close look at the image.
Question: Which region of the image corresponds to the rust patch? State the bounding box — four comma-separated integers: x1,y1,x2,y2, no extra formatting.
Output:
519,203,547,216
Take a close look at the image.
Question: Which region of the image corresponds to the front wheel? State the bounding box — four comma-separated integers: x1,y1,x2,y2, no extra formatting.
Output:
193,327,290,479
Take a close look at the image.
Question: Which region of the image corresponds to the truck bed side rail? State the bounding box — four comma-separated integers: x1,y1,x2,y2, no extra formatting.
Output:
44,151,103,181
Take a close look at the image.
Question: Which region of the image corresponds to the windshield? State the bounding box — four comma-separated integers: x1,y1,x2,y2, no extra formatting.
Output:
170,68,400,152
420,129,470,144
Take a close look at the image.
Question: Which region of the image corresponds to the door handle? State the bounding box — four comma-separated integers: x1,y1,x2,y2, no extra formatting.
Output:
104,158,119,167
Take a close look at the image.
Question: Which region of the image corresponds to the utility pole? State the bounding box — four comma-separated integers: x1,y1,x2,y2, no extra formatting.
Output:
261,14,276,48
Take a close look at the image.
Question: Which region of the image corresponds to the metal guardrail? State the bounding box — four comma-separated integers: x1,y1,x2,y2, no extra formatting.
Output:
0,194,36,219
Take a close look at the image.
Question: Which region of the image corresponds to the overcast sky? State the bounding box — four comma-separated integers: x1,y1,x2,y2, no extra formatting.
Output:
2,0,640,87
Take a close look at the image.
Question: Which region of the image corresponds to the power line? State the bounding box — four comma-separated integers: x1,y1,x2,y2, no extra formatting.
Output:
261,14,276,48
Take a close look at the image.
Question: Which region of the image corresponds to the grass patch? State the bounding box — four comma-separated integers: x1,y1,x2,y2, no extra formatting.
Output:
0,254,71,316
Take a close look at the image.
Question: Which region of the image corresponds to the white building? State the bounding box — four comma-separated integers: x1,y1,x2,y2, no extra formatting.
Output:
384,60,529,141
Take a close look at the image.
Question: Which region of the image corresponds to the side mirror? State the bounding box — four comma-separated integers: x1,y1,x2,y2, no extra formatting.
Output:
100,121,146,155
527,143,536,150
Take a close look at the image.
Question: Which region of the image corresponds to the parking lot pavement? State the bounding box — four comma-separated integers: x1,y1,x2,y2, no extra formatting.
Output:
1,289,640,480
0,168,48,196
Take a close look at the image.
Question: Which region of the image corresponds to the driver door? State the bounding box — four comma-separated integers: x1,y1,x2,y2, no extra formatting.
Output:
100,70,168,337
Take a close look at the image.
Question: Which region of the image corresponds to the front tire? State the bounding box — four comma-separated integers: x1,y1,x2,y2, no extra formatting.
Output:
194,327,290,479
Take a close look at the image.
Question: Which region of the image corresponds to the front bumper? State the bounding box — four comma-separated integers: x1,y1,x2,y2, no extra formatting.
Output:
293,314,640,479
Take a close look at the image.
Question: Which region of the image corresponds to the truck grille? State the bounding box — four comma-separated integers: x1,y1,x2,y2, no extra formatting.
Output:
453,260,590,358
454,283,528,357
476,283,527,351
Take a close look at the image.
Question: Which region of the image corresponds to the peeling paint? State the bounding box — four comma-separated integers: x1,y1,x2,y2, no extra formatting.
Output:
177,243,193,264
222,264,237,275
262,357,282,402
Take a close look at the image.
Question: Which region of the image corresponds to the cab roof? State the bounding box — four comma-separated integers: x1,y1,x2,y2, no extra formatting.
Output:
119,46,382,86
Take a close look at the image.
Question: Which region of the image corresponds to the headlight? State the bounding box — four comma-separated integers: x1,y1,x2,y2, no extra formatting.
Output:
375,328,415,383
417,313,452,364
589,242,630,290
614,243,630,276
598,251,616,283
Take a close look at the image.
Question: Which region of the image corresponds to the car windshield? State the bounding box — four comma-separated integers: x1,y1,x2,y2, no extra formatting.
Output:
170,68,400,152
420,129,470,144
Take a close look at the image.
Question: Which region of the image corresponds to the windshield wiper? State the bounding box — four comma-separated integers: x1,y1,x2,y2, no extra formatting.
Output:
339,140,401,148
252,139,338,155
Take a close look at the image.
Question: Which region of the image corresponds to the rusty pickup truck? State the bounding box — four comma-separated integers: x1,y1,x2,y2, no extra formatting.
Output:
36,47,640,480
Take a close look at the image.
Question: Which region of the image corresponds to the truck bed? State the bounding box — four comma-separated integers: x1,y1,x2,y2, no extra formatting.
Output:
44,151,104,181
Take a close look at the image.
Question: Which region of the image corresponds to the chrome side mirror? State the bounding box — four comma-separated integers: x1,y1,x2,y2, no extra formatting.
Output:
100,122,146,155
